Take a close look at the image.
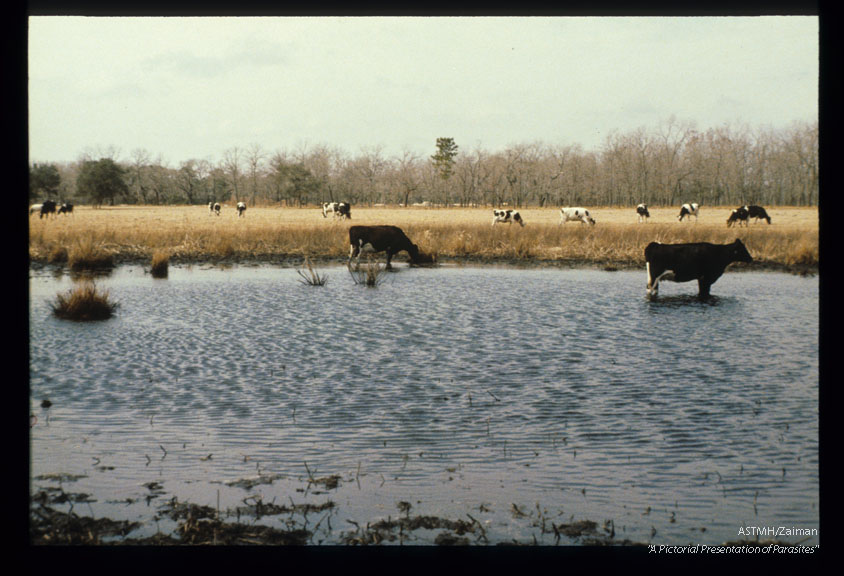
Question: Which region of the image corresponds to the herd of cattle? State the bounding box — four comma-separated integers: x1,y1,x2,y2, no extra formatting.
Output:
30,199,768,299
29,200,73,218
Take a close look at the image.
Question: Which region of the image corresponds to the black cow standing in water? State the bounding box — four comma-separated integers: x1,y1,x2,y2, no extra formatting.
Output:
348,225,431,269
645,239,753,299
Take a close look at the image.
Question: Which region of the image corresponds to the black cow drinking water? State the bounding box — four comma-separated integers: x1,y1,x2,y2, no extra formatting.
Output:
348,225,431,269
744,205,771,224
645,239,753,299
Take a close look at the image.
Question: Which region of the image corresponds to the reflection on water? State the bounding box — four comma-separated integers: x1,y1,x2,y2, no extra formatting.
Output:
29,264,819,545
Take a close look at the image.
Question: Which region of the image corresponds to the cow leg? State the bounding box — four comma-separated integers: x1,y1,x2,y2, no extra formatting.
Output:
646,262,659,296
697,278,712,300
385,250,393,269
647,265,674,297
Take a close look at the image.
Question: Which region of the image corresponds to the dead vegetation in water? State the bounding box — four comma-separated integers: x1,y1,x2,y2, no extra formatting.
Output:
296,257,329,286
150,250,169,278
50,281,118,321
348,259,387,287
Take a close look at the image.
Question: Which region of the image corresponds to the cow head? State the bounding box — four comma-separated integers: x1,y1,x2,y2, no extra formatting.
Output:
731,239,753,263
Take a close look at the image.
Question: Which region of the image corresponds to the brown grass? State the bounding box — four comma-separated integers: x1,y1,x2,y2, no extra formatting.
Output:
28,204,818,272
51,281,118,321
66,235,114,271
150,250,170,278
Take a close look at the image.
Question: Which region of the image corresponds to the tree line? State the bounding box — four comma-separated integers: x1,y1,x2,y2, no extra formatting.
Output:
29,118,818,209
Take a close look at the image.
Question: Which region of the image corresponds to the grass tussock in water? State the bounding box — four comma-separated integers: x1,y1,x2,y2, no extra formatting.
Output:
150,250,169,278
67,236,114,271
51,281,118,321
28,205,818,271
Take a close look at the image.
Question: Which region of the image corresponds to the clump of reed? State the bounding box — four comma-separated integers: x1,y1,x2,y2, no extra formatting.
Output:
51,281,118,321
150,250,170,278
348,260,387,287
47,245,68,264
67,236,114,272
297,257,328,286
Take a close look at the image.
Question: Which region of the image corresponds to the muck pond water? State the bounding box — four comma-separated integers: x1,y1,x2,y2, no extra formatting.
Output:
29,264,819,545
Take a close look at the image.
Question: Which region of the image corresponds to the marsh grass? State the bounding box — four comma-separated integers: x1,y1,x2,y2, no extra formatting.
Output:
51,281,118,321
297,257,329,286
28,205,818,271
67,236,114,271
150,250,169,278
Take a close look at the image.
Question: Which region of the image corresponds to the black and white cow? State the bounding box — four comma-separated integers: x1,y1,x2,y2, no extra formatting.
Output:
348,225,431,269
39,200,57,219
636,203,650,223
209,202,221,216
58,202,74,215
30,203,43,216
236,201,247,217
492,209,525,227
727,206,749,227
644,239,753,299
744,205,771,224
678,203,699,222
323,202,351,220
560,207,596,225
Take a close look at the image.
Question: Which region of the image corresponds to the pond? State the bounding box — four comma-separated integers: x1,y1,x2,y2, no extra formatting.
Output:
29,263,819,546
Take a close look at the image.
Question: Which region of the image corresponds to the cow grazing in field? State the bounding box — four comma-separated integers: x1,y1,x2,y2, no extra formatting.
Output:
39,200,57,219
209,202,221,216
744,205,771,224
58,203,74,215
636,204,650,223
560,207,596,225
678,203,699,222
493,209,525,227
323,202,351,220
30,204,43,216
727,206,749,227
644,239,753,299
348,225,431,269
236,202,247,217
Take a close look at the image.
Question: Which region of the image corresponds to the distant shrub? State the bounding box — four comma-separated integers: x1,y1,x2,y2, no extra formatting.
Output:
51,282,118,321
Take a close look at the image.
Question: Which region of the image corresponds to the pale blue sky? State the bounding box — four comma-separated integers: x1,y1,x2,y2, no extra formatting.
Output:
27,16,819,165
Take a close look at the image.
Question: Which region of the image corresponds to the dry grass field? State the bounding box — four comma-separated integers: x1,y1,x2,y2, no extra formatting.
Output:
28,204,819,272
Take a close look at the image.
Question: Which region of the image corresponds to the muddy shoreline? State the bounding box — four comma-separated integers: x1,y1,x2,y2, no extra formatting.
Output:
30,475,811,548
28,253,817,277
